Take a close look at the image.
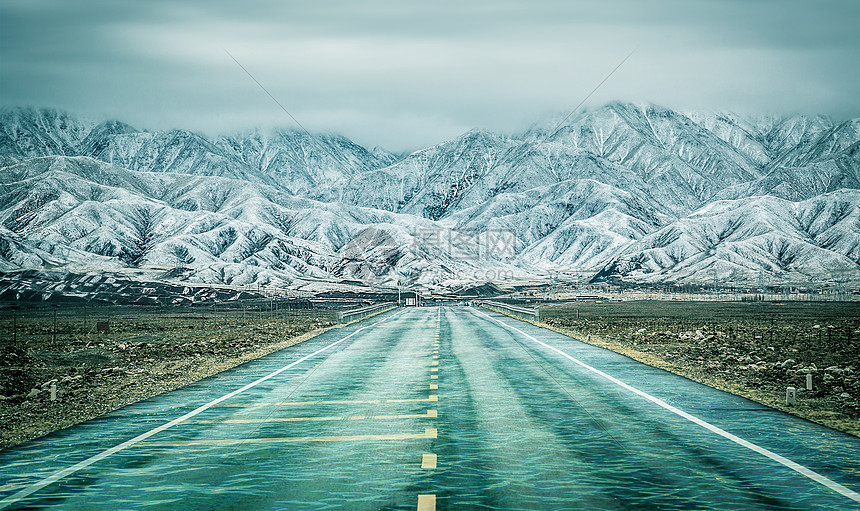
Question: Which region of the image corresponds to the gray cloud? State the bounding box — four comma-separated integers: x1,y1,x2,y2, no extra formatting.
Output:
2,0,858,151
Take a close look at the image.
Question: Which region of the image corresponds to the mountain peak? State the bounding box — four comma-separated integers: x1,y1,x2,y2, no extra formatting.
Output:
1,104,858,289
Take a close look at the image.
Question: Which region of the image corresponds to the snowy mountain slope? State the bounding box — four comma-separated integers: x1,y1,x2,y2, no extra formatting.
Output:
86,128,274,186
319,102,857,228
0,107,94,159
216,129,397,195
502,103,768,215
0,156,521,288
715,157,860,202
1,104,859,290
0,107,394,195
598,191,860,285
444,178,668,249
314,129,519,218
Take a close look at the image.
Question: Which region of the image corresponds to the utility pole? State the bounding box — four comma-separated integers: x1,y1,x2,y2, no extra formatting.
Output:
712,267,718,296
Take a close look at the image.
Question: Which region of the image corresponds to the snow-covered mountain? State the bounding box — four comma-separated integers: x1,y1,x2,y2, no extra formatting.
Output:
1,104,858,292
596,191,860,284
0,155,523,291
0,107,396,195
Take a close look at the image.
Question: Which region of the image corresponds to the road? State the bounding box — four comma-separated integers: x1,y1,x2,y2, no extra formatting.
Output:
1,306,859,510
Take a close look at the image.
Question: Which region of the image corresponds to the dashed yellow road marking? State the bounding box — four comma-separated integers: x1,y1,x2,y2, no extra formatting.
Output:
189,410,438,425
144,428,439,447
421,454,437,469
212,397,438,408
417,494,436,510
420,309,441,510
428,395,438,401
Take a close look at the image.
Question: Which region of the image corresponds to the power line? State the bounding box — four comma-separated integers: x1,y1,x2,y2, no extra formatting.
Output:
495,49,637,185
545,49,637,140
222,47,370,177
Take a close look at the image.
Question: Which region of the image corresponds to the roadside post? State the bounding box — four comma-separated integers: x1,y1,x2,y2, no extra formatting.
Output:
786,387,797,405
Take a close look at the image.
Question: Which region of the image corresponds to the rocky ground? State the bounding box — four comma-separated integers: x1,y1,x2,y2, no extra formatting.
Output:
540,300,860,436
0,304,337,450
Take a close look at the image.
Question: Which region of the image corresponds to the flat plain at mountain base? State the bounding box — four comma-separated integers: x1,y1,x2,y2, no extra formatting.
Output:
542,300,860,436
0,304,335,451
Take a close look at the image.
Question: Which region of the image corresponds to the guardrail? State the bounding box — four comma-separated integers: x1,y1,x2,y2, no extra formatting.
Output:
479,301,541,322
336,302,397,324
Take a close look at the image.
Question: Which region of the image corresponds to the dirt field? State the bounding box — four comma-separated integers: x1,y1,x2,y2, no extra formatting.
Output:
0,302,338,450
540,300,860,436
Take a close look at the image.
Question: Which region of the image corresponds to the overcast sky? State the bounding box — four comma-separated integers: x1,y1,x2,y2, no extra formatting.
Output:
2,0,859,151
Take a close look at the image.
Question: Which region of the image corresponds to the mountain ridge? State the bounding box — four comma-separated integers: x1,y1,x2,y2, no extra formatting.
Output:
1,104,858,292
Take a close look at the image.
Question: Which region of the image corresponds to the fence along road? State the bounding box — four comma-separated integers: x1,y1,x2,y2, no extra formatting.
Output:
1,307,859,509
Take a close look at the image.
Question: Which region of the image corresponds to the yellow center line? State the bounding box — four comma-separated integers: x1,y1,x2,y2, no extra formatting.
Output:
143,428,438,447
421,309,440,511
187,410,437,425
421,454,437,469
211,396,438,408
417,494,436,510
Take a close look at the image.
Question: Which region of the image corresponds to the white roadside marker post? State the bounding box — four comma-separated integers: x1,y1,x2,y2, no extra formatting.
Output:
786,386,797,405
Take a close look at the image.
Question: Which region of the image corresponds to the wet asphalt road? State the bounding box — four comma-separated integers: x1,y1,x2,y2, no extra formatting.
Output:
1,306,859,510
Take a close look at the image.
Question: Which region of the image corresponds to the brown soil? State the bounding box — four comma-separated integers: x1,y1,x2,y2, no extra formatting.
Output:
0,305,338,451
538,300,860,436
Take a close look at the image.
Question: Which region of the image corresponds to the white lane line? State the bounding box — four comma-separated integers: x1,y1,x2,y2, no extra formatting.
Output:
473,308,860,504
0,309,407,509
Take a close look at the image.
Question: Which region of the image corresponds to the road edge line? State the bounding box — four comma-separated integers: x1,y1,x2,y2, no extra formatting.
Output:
0,309,406,509
472,308,860,504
